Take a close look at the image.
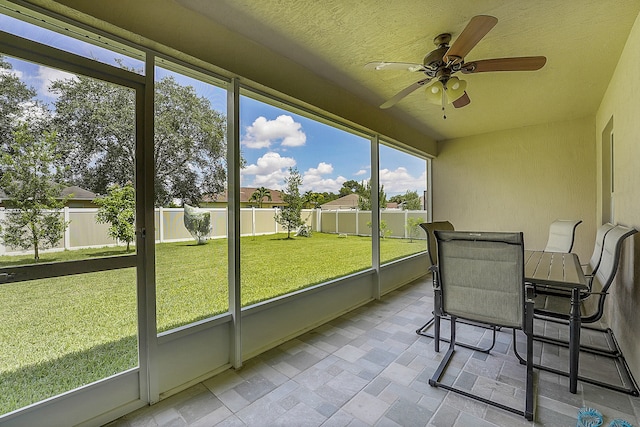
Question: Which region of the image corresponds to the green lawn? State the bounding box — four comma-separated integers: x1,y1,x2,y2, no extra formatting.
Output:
0,232,424,414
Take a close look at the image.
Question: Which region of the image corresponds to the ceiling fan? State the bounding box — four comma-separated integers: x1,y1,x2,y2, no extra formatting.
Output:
365,15,546,117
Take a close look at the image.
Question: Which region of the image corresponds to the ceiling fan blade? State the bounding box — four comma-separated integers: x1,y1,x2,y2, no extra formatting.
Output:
364,61,426,72
462,56,547,73
444,15,498,64
452,92,470,108
380,78,433,109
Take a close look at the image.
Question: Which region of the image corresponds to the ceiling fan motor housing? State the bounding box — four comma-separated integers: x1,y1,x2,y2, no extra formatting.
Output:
423,45,448,70
423,33,451,70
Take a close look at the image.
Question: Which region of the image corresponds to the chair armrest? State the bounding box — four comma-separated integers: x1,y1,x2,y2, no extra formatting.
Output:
525,283,535,302
525,283,535,296
430,265,444,316
429,265,440,289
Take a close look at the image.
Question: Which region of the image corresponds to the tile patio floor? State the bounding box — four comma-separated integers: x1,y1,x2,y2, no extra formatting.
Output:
106,276,640,426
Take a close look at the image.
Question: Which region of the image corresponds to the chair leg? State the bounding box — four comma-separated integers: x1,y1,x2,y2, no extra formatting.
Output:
525,299,534,421
430,318,534,420
531,314,640,396
534,315,621,357
429,317,456,386
417,312,498,354
434,314,441,353
512,328,640,397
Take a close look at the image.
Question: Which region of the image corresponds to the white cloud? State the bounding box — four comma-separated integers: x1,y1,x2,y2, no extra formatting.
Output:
379,167,427,194
37,66,77,99
301,162,345,193
0,67,22,78
242,115,306,149
302,175,347,193
241,152,296,189
354,169,367,176
1,63,76,101
307,162,333,175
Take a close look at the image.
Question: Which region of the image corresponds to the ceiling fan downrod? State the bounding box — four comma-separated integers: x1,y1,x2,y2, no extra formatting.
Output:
441,88,447,120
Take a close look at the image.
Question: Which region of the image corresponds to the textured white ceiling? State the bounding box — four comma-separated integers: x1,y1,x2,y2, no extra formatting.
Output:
179,0,640,141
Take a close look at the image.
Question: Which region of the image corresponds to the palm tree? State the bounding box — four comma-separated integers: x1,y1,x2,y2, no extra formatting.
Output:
249,186,272,208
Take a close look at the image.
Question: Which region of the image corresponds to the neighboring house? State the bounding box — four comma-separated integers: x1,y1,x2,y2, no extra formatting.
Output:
201,187,286,208
0,185,98,208
61,186,99,208
319,193,359,210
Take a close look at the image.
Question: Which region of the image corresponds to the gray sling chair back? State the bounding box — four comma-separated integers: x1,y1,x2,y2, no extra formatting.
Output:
517,224,639,396
416,222,499,353
544,219,582,253
428,231,535,420
419,221,454,267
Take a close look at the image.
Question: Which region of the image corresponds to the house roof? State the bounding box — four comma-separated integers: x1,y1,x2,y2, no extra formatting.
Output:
202,187,285,204
320,193,359,209
0,185,97,201
320,196,401,210
61,186,98,201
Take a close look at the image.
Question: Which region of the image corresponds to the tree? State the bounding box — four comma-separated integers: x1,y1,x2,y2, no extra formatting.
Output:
404,191,422,210
302,191,324,208
406,216,424,242
338,179,364,197
0,56,38,161
183,203,211,245
94,183,136,251
388,194,403,204
274,167,304,239
0,124,70,261
50,74,227,206
357,180,387,210
249,186,272,208
320,191,339,203
366,219,392,239
390,190,421,210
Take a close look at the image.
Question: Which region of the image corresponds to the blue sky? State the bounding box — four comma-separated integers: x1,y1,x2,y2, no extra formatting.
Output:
2,13,427,196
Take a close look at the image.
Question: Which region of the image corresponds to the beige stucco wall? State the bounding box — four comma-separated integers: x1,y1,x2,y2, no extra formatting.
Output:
595,11,640,379
433,116,596,263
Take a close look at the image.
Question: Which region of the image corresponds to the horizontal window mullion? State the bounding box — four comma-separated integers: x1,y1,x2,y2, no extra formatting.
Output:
0,30,145,88
0,254,136,284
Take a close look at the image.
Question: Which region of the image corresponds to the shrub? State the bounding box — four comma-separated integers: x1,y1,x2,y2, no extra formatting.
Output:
183,204,211,245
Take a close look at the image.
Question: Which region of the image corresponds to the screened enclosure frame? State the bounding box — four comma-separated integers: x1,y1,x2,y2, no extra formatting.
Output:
0,0,433,421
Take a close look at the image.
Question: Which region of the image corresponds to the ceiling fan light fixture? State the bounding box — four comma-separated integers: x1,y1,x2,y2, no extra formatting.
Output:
425,80,444,104
445,77,467,102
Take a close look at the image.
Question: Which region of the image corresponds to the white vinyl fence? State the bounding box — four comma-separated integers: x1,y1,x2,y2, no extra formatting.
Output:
0,207,427,255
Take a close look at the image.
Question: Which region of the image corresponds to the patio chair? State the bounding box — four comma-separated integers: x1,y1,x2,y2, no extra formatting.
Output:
428,231,535,420
520,224,638,395
582,222,615,280
416,221,452,350
544,219,582,253
419,221,454,267
537,222,614,301
415,222,498,353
